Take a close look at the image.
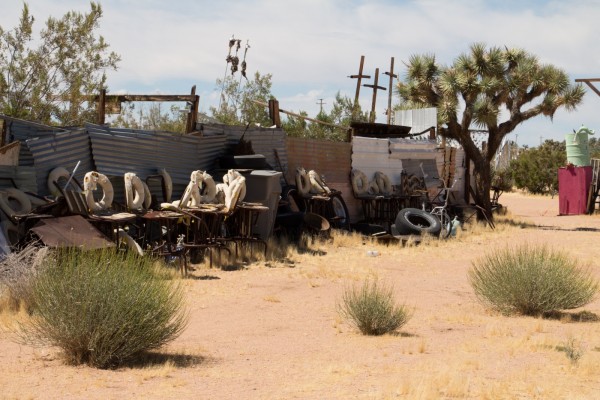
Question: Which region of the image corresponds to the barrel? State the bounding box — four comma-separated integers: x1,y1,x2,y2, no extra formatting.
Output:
565,131,591,166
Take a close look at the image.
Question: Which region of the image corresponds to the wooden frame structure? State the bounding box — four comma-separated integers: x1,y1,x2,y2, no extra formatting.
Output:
96,86,200,133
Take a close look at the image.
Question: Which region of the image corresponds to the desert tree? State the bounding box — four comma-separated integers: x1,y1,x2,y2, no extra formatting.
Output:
396,43,584,216
0,3,120,125
211,71,274,127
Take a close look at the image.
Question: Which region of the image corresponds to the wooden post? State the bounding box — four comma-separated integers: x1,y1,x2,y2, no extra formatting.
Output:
383,57,397,125
268,99,281,128
0,119,6,147
185,85,197,133
429,127,436,140
363,68,386,123
348,56,370,119
97,89,106,125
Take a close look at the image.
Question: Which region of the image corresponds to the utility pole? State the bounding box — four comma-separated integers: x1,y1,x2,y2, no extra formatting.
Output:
383,57,397,125
348,55,370,119
363,68,386,123
316,98,326,114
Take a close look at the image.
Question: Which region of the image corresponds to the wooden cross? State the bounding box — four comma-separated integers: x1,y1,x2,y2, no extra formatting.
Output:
384,57,398,125
363,68,386,123
348,55,371,117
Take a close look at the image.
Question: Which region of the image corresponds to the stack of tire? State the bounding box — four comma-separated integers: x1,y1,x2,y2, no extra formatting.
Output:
393,208,441,237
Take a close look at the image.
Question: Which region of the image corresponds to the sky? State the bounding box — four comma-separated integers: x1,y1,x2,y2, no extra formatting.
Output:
2,0,600,147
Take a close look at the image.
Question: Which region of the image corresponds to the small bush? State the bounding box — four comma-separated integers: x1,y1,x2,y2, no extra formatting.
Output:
469,244,598,316
0,245,49,312
17,248,188,369
338,278,411,335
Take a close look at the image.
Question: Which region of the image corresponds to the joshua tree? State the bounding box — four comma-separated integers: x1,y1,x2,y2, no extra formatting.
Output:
396,43,584,217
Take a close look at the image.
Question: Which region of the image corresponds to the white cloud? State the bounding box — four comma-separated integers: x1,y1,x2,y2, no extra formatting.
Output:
1,0,599,146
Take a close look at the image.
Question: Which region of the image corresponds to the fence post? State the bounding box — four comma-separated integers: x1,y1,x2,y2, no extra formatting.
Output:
268,99,281,128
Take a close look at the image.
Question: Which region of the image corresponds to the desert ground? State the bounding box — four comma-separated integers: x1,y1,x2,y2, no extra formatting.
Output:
2,191,600,399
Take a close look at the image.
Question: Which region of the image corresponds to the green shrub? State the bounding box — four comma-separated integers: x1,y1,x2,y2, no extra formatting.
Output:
17,248,188,369
469,244,598,316
338,278,411,335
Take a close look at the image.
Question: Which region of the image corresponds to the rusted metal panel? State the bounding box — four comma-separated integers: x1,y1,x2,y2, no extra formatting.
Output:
0,142,20,166
285,137,360,221
30,215,115,250
25,129,94,196
351,136,404,187
86,124,226,200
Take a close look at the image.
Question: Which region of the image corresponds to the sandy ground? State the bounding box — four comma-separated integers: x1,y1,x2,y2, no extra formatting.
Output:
2,191,600,399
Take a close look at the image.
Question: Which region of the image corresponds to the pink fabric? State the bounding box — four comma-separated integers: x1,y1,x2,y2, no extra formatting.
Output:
558,166,592,215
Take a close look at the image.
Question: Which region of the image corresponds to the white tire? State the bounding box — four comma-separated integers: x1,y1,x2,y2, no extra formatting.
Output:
124,172,145,210
295,167,311,196
375,171,392,196
84,171,114,211
47,167,71,197
351,169,369,196
0,188,32,217
142,180,152,209
367,179,380,195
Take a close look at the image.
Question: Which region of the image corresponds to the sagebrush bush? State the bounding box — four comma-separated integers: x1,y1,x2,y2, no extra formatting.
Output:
17,248,188,369
338,278,411,335
469,244,598,316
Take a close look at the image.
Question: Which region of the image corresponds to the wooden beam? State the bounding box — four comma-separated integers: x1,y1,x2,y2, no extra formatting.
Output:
383,57,398,125
94,94,197,103
363,68,386,123
253,99,349,131
575,79,600,97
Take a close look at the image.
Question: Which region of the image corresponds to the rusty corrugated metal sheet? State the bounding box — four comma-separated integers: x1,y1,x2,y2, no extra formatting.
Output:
285,137,360,222
199,123,288,177
30,215,115,250
25,129,94,196
86,124,227,199
351,136,404,187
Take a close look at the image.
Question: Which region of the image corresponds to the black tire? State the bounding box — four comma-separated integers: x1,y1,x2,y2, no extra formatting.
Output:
329,192,350,230
395,208,441,236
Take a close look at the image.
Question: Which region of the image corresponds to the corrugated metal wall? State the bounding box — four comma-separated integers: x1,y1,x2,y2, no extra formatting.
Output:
0,166,37,193
26,129,94,196
285,137,359,221
86,124,227,200
394,108,437,134
1,115,70,167
351,136,404,186
198,123,288,176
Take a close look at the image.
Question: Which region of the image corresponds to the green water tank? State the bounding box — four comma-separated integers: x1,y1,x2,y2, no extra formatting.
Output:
565,125,594,166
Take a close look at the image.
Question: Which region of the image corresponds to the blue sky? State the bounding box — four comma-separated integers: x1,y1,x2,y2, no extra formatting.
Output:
2,0,600,146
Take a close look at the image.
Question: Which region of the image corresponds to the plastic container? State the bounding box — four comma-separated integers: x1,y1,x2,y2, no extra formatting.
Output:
565,126,594,167
240,170,282,239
